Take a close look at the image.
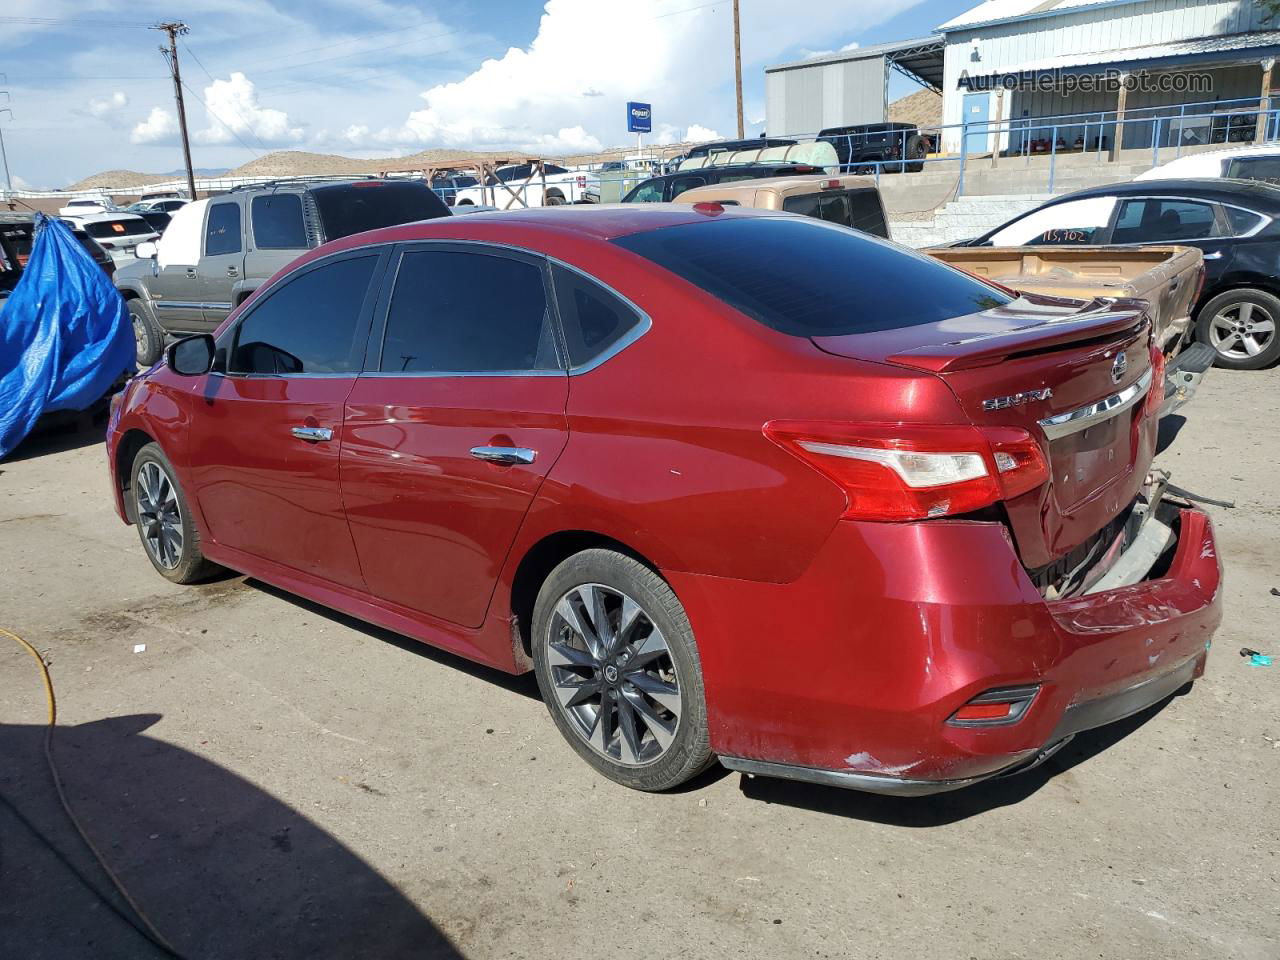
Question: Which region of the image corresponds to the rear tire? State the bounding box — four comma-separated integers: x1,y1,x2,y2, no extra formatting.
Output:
906,134,926,173
129,299,163,367
544,189,566,206
1195,288,1280,370
130,443,220,584
531,549,714,791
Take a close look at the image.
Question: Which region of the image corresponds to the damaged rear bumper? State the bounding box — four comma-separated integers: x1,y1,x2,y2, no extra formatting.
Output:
719,651,1202,796
674,495,1222,799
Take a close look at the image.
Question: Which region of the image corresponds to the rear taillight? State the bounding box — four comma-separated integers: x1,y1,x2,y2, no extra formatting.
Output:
1146,342,1166,417
764,421,1049,522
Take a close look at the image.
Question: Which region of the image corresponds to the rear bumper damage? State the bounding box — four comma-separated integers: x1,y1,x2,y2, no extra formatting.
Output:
676,486,1222,797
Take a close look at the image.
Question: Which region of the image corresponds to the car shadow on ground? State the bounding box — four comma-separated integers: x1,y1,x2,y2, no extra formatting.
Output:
247,579,542,702
734,687,1190,826
1157,413,1187,456
2,414,108,465
0,713,463,960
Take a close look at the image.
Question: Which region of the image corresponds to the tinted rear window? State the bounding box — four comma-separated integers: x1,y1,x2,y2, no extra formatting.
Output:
612,217,1012,337
313,182,448,240
84,218,153,239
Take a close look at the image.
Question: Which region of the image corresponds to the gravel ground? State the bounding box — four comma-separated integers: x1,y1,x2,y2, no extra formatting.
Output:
1,367,1277,960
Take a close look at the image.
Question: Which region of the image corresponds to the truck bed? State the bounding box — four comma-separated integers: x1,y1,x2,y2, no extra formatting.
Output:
923,245,1204,352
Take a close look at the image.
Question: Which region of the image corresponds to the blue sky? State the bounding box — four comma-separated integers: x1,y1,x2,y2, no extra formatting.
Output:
0,1,979,187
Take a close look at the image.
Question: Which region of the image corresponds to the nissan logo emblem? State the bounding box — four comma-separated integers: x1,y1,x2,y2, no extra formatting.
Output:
1111,352,1127,384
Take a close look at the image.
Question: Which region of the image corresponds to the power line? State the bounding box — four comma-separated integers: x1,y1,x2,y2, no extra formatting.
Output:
250,25,462,75
0,15,155,28
181,41,271,152
180,80,259,158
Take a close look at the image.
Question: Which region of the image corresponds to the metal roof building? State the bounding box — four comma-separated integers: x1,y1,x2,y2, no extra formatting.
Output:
937,0,1280,154
764,36,944,136
765,0,1280,161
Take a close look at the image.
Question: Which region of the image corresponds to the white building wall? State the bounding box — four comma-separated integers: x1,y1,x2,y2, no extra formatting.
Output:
939,0,1272,152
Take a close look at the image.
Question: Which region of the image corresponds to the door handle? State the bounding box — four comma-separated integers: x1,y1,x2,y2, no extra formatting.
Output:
227,266,239,277
291,426,333,442
185,268,197,279
470,445,535,465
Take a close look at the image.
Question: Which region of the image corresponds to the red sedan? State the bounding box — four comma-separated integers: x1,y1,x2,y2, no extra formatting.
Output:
106,206,1222,795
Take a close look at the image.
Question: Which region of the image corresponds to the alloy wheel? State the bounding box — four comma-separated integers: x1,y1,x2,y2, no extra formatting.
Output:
131,311,149,364
1209,301,1276,361
546,583,682,766
135,461,184,569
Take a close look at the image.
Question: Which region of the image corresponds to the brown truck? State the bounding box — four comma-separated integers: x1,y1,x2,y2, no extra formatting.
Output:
921,245,1204,355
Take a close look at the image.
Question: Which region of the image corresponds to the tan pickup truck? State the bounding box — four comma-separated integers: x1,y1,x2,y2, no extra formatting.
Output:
921,246,1204,355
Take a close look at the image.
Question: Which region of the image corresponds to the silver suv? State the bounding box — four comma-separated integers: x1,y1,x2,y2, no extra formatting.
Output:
116,177,451,365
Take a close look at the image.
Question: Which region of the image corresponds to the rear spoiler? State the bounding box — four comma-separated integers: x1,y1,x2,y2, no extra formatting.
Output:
885,299,1149,373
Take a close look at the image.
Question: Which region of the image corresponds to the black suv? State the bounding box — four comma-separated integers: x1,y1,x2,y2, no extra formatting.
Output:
683,138,798,162
818,122,930,173
116,178,450,365
621,163,826,203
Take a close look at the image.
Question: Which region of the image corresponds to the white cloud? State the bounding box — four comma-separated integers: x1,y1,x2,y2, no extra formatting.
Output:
376,0,919,153
685,124,723,143
11,174,33,191
87,91,129,121
131,107,179,145
194,73,303,146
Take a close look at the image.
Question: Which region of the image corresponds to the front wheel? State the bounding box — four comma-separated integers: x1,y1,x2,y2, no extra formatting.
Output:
531,549,713,791
130,443,220,584
1196,288,1280,370
129,299,163,367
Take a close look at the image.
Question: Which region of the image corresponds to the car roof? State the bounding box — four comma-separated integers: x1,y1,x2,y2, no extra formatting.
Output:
71,211,151,224
675,174,878,202
320,203,779,247
1046,176,1280,212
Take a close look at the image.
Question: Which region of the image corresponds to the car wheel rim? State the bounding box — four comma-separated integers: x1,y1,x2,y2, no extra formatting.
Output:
131,311,148,361
546,583,682,766
135,461,183,569
1209,301,1275,360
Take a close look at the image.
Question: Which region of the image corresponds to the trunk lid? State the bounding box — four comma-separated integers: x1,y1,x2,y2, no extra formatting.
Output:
812,295,1158,568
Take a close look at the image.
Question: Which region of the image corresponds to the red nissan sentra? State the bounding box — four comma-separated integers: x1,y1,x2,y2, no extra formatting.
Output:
106,205,1222,795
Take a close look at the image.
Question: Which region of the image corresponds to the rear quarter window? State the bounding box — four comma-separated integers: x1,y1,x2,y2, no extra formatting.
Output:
613,216,1011,337
312,183,449,240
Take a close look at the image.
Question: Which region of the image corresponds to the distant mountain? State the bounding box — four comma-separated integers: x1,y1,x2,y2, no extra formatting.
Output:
161,168,230,178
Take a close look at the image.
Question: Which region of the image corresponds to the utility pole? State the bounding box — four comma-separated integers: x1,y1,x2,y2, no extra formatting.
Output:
0,108,12,196
732,0,744,138
153,21,197,200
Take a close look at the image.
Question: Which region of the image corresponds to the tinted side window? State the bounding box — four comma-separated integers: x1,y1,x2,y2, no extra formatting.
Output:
1226,156,1280,184
1112,198,1222,243
251,194,308,249
1224,205,1266,236
669,177,706,199
381,250,557,373
231,255,378,374
551,266,643,367
204,202,242,256
628,180,665,202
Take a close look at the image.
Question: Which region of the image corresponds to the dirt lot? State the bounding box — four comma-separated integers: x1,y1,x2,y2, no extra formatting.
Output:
2,369,1278,960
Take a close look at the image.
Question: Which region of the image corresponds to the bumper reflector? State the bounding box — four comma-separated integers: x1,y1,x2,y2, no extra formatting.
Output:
948,684,1040,728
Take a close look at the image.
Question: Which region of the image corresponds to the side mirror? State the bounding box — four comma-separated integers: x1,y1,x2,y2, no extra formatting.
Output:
166,334,215,376
135,241,158,259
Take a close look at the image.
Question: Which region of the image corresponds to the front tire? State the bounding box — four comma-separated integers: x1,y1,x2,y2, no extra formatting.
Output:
130,443,220,584
1196,288,1280,370
129,299,163,367
531,549,713,791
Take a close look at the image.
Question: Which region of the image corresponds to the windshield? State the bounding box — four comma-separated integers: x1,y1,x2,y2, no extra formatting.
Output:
312,182,449,239
613,216,1012,337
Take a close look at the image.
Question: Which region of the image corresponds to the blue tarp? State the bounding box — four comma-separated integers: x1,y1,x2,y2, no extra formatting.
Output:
0,214,135,458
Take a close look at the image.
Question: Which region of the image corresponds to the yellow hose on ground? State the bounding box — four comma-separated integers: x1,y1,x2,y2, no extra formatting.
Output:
2,626,185,959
